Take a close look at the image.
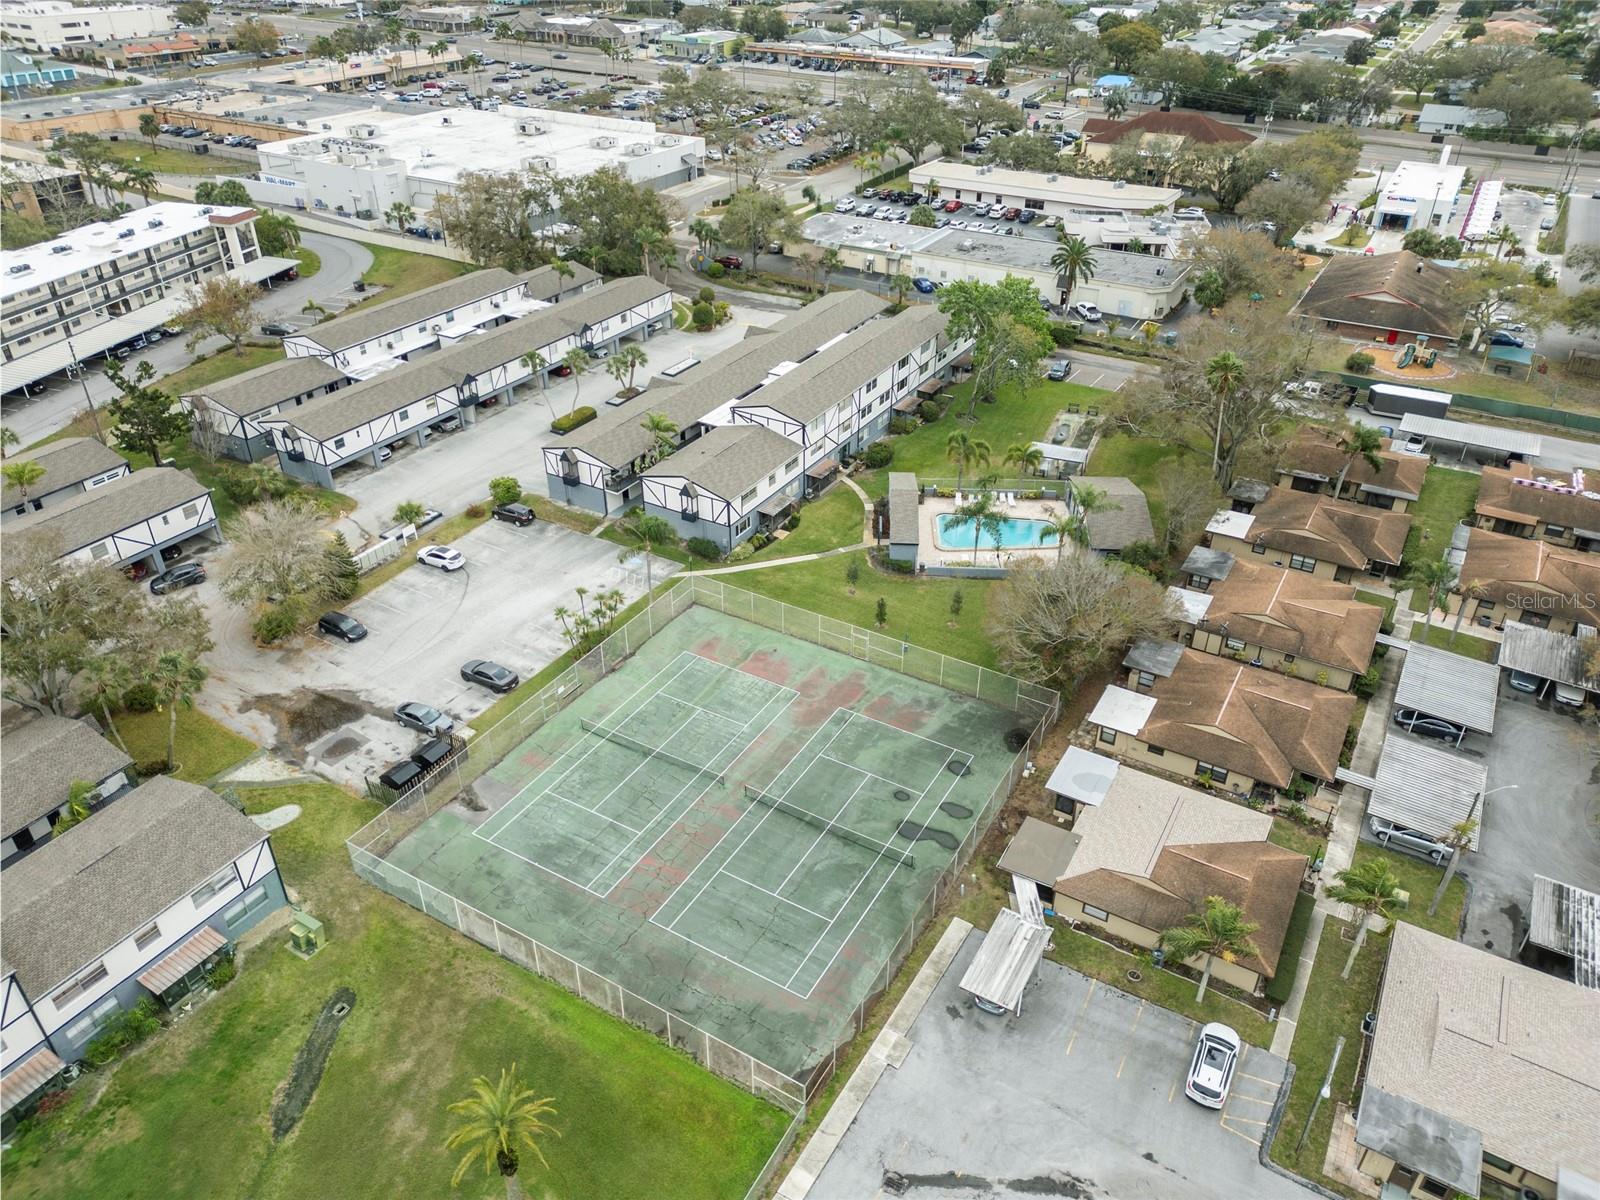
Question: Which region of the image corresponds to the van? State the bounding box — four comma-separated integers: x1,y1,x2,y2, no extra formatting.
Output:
1369,816,1448,863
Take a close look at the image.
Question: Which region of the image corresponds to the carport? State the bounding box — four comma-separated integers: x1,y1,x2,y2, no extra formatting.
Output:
1364,736,1486,850
997,814,1080,905
1497,623,1599,701
1393,641,1499,743
957,907,1050,1016
1396,413,1543,465
1521,876,1599,990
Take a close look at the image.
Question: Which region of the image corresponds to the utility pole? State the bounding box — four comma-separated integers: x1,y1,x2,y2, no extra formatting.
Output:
1295,1035,1345,1155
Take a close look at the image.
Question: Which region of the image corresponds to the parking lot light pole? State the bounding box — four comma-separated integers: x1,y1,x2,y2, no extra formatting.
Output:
1295,1035,1344,1155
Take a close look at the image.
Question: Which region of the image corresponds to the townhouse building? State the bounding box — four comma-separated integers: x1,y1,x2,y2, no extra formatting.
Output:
1473,465,1600,553
1274,426,1429,514
2,437,130,521
1207,490,1412,582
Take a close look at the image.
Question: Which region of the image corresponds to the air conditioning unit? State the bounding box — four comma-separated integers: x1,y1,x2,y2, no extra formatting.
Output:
146,217,164,229
625,141,650,156
589,135,617,149
117,229,136,240
431,324,442,332
6,263,32,275
659,134,680,146
515,118,547,135
50,244,71,255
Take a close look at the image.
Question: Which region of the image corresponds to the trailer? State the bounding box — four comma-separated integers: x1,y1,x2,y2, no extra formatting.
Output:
1366,382,1452,421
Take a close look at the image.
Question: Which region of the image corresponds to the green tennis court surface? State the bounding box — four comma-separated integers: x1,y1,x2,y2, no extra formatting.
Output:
384,605,1023,1080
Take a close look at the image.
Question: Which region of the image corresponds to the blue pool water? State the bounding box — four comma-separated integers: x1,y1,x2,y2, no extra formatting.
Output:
937,514,1059,551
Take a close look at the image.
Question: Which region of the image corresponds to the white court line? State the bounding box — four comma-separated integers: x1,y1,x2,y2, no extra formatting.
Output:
775,774,870,896
585,676,800,893
787,749,974,995
659,709,858,934
473,651,700,845
649,917,808,996
541,792,644,834
577,701,735,824
843,708,965,757
817,755,941,796
487,833,620,897
721,872,835,923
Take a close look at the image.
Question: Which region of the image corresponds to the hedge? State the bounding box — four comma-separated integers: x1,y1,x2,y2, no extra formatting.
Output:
550,406,597,434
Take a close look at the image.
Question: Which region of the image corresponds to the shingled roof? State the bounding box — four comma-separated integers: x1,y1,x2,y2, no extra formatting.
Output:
0,438,127,510
1136,649,1357,787
1278,426,1430,502
1084,109,1256,147
1292,250,1463,341
1234,488,1412,570
1,716,132,838
1474,463,1600,539
1459,526,1600,630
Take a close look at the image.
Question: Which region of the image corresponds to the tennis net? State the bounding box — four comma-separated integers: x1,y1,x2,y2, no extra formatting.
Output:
580,719,726,784
743,784,915,869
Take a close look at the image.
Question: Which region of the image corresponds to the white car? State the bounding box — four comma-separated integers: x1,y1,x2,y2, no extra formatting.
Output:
1185,1023,1240,1108
1071,302,1102,323
416,545,466,571
835,197,855,213
1175,206,1208,222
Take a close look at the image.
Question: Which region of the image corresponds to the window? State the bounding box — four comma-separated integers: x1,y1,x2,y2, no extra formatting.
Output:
1223,636,1246,651
398,408,409,421
735,516,751,534
182,503,199,519
1146,745,1164,757
333,436,345,450
1480,1152,1516,1174
63,993,119,1043
784,456,799,472
1082,904,1109,921
1054,793,1073,814
191,865,235,908
134,922,161,952
52,961,109,1008
740,487,758,506
1288,553,1316,572
1136,670,1156,688
1251,541,1266,555
1189,576,1210,592
90,543,110,560
1098,726,1116,745
1546,524,1567,538
1025,197,1045,210
223,883,271,927
1197,762,1229,785
1283,654,1296,664
1417,1179,1450,1199
1363,492,1395,510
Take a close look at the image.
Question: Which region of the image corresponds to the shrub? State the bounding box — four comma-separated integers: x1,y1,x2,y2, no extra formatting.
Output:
917,399,940,423
122,682,158,713
135,759,172,778
465,502,486,519
1117,539,1167,579
1345,351,1375,374
727,542,755,562
253,600,301,645
1353,663,1382,699
550,406,597,434
784,512,801,531
1049,321,1078,348
861,442,894,468
888,416,917,436
83,998,162,1067
488,476,522,507
206,957,237,989
690,300,715,330
705,261,726,279
749,532,770,550
697,286,716,304
686,536,723,560
218,472,259,507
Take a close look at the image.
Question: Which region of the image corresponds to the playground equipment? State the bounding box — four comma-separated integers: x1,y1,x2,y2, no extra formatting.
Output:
1393,336,1438,370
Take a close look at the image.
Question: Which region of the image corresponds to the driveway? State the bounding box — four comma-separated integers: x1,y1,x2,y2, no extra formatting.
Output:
1457,683,1600,959
331,309,783,540
196,518,678,787
809,929,1306,1200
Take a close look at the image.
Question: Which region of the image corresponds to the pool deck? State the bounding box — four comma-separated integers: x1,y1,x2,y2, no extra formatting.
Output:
918,492,1083,569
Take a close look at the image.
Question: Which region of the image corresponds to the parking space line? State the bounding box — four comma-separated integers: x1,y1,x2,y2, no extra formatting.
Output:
1219,1122,1264,1147
1235,1072,1280,1087
1064,980,1096,1056
1225,1093,1275,1106
1170,1019,1197,1102
1116,1000,1147,1079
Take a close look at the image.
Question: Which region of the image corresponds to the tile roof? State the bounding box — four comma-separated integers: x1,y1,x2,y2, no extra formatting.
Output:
1083,109,1255,146
1459,526,1600,631
0,777,268,996
1364,923,1600,1183
1278,426,1429,501
1292,250,1463,340
1474,463,1600,538
184,355,346,418
1,716,133,837
6,467,210,563
1137,649,1357,788
1185,554,1382,674
1231,488,1412,570
642,423,799,501
1055,766,1304,976
0,437,127,509
1073,476,1155,551
297,267,521,352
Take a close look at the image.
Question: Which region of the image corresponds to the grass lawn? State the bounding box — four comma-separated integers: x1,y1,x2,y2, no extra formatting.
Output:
358,243,476,303
1409,619,1498,662
1265,892,1318,1006
99,141,252,175
734,550,1001,667
1267,818,1326,863
2,782,788,1200
111,706,256,783
155,342,284,397
1350,843,1467,938
292,245,322,279
1353,590,1396,627
747,485,863,560
1271,918,1388,1190
1402,465,1479,578
1085,430,1204,535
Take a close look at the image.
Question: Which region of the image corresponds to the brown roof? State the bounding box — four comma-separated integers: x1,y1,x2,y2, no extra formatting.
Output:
1278,426,1429,501
1474,463,1600,537
1459,526,1600,631
1237,488,1412,570
1291,250,1462,341
1139,649,1357,787
1189,555,1382,674
1083,110,1255,147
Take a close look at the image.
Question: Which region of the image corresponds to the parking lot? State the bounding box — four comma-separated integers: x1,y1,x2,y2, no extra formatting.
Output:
810,929,1304,1200
198,519,678,789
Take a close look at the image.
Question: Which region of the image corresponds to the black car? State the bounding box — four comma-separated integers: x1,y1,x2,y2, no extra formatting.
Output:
411,736,455,770
492,502,536,526
149,561,206,594
318,611,368,642
1393,707,1463,743
378,758,424,793
461,659,519,692
260,322,295,337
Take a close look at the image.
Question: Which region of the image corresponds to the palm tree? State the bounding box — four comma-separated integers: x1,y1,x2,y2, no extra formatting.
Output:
146,651,208,772
1050,234,1097,308
120,165,157,204
888,273,915,306
405,30,422,55
615,511,675,592
427,39,447,65
1326,859,1401,980
1039,508,1077,562
1203,350,1247,479
385,201,415,230
635,227,671,279
1330,424,1384,499
1405,555,1457,632
639,410,677,462
945,431,991,490
1158,895,1261,1003
79,656,134,754
444,1065,559,1199
1004,442,1044,477
614,344,648,394
3,459,47,508
819,247,842,293
561,347,591,415
1430,815,1479,916
853,148,882,187
689,218,719,255
0,426,18,459
521,350,550,413
953,492,1004,565
1067,481,1120,548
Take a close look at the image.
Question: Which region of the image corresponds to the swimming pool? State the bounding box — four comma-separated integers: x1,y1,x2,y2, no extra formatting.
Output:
936,514,1059,551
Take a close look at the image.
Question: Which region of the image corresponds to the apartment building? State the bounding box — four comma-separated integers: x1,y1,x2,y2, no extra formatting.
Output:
2,201,291,391
2,437,130,521
1206,490,1412,582
1473,464,1600,552
0,2,172,54
1274,426,1429,514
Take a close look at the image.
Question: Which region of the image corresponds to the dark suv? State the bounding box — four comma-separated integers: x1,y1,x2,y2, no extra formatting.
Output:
150,561,206,594
492,502,535,526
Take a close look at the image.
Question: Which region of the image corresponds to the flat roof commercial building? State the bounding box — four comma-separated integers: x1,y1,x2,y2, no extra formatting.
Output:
1374,157,1468,232
0,1,172,54
253,106,703,222
908,161,1182,218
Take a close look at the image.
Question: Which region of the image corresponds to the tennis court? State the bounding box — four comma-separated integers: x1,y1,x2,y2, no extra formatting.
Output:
370,601,1042,1083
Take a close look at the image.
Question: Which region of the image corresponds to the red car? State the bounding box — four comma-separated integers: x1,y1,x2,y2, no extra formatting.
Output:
549,363,573,377
943,199,962,212
714,254,743,270
1003,207,1021,221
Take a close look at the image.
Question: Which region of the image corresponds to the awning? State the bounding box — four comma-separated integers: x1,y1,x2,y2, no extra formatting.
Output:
805,457,839,478
1398,412,1542,459
1,1048,64,1116
1123,638,1183,679
1527,875,1600,991
138,925,227,995
894,393,923,413
916,379,945,399
757,493,794,519
958,907,1051,1015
